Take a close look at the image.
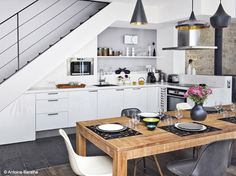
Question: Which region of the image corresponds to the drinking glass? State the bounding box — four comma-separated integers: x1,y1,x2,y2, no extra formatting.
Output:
132,112,140,129
175,109,183,121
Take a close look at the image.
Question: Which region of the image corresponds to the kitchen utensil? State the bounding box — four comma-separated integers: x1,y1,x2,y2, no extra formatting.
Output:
138,77,145,85
96,124,127,133
175,122,207,132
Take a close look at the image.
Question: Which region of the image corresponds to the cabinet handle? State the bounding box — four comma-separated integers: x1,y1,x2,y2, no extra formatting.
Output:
48,113,59,116
132,88,141,90
48,93,58,95
89,90,98,92
48,99,58,102
116,89,124,91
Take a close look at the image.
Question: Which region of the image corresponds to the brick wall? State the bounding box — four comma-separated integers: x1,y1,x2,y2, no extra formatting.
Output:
185,23,236,75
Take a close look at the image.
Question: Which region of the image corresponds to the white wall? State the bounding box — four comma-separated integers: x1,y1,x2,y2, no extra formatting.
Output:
0,0,35,22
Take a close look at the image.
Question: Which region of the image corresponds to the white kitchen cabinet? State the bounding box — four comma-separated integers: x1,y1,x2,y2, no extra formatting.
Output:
35,92,68,131
98,89,124,118
0,94,35,145
68,90,98,127
124,87,147,112
146,87,160,112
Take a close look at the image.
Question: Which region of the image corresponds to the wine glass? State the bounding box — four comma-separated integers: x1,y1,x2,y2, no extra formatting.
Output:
215,101,222,113
159,108,165,119
230,103,236,112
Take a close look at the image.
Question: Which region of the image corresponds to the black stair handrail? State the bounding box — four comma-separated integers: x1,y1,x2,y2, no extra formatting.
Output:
0,1,95,71
0,0,39,25
0,0,60,42
0,0,109,84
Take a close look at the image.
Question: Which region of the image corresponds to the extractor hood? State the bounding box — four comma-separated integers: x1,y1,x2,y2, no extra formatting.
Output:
162,29,217,50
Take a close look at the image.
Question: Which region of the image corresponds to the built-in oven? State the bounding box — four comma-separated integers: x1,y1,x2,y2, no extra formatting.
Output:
68,58,94,76
167,88,187,111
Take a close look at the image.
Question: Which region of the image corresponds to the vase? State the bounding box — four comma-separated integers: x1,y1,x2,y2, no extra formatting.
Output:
190,104,207,121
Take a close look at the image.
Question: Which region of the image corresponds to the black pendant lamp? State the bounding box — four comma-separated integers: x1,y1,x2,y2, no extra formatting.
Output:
210,0,231,28
176,0,209,30
210,0,231,76
130,0,148,25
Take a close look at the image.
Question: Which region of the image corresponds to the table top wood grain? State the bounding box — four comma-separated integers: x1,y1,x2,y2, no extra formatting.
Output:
76,110,236,176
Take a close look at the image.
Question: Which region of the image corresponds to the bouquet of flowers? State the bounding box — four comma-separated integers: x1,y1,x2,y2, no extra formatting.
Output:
185,85,212,105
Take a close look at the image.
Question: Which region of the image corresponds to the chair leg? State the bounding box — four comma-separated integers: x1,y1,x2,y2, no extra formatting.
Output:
143,157,146,173
133,159,138,176
153,155,164,176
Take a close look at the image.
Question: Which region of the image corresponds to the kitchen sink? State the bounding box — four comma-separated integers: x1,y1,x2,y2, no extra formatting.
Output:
94,84,118,87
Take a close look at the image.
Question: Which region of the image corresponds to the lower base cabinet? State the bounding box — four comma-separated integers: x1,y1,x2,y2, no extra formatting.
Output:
124,88,147,112
0,94,35,145
68,90,98,127
98,89,124,118
36,112,68,131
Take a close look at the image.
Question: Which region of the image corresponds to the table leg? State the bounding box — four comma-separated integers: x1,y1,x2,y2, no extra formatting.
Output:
76,127,86,156
113,152,127,176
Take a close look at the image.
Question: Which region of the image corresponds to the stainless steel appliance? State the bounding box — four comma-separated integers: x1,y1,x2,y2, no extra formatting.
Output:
168,74,179,83
167,88,187,111
68,58,94,76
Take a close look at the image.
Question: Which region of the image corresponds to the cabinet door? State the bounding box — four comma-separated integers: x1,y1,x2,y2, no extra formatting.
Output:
124,88,147,112
68,90,97,127
98,89,124,118
0,94,35,145
146,87,160,112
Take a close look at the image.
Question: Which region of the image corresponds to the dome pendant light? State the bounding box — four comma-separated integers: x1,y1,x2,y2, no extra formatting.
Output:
210,0,231,28
130,0,148,25
176,0,209,30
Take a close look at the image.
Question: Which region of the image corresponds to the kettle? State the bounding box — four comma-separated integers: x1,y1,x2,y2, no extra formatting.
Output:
147,72,156,83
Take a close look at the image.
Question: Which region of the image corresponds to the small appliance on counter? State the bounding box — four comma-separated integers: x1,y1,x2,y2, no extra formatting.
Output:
156,70,167,82
168,74,179,83
147,72,156,83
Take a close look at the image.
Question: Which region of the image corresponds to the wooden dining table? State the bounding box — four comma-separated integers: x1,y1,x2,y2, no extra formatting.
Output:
76,111,236,176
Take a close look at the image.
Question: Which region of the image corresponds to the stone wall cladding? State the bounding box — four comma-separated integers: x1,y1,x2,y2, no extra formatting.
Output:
186,23,236,75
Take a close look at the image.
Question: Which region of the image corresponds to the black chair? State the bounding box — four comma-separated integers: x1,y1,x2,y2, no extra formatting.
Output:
121,108,141,118
121,108,163,176
167,140,233,176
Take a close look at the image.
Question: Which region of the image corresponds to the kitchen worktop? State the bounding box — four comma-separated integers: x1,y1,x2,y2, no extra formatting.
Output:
26,82,186,94
26,82,221,94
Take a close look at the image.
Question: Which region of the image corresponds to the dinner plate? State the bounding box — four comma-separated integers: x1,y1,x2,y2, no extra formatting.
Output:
175,122,207,132
138,112,159,118
96,124,127,133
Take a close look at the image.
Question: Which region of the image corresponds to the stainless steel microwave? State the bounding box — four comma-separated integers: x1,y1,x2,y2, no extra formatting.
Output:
67,58,94,76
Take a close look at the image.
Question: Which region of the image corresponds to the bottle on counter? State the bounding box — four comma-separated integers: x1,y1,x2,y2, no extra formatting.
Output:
131,47,135,56
126,47,130,56
148,45,152,56
187,59,193,75
192,67,196,75
152,42,156,56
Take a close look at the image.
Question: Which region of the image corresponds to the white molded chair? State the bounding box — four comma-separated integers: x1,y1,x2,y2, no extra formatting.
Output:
59,129,112,176
176,103,192,110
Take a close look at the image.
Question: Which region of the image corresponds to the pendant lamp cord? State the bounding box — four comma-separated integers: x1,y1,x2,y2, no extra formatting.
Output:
192,0,194,11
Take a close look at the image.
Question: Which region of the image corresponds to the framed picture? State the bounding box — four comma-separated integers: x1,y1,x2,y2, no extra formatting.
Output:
124,35,138,44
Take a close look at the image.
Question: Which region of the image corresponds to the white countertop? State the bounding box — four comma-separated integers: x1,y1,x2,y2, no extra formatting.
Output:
26,82,222,94
26,82,189,94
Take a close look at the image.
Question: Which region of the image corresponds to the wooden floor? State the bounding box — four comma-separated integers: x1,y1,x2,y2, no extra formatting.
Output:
0,134,236,176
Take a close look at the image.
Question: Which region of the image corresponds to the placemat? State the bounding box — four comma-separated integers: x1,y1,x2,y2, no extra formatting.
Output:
159,122,221,137
86,123,142,140
219,116,236,124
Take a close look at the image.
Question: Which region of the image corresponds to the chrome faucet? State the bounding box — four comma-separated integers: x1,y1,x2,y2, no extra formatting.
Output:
99,69,106,85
